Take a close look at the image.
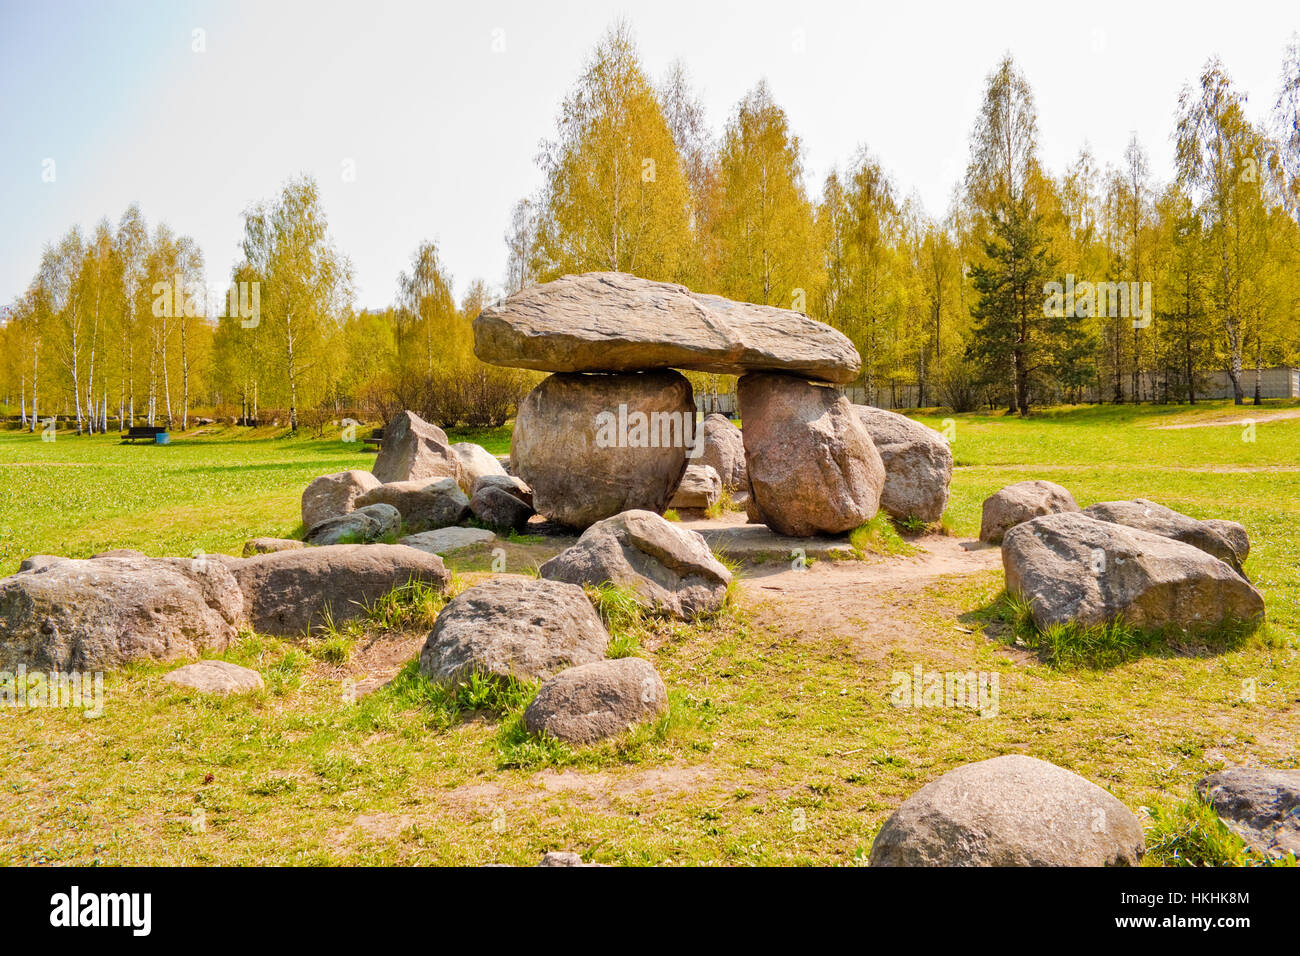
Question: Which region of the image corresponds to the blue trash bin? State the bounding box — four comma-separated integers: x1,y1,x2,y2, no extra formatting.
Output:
155,433,170,445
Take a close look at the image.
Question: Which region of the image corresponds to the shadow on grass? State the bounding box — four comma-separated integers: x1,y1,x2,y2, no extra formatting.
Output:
961,590,1262,670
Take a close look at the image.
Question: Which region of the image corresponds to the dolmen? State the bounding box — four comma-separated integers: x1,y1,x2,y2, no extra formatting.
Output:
474,271,890,536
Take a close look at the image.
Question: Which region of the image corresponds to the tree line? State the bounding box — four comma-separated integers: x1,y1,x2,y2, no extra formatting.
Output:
5,22,1300,433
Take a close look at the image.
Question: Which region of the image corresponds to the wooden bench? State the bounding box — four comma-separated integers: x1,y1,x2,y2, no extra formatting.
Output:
122,425,167,444
362,427,384,451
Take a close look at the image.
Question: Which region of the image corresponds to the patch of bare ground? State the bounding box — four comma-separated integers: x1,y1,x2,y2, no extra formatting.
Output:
740,533,1002,660
1148,408,1300,429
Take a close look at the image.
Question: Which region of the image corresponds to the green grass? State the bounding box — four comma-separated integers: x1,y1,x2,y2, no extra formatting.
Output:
1,400,1298,865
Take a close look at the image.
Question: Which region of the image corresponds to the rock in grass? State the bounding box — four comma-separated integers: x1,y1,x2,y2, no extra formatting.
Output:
372,410,465,486
697,413,746,492
669,464,722,511
473,473,534,508
398,526,497,555
852,405,952,524
304,502,401,545
452,442,508,494
469,485,535,532
524,657,668,745
164,660,264,694
219,544,449,636
979,480,1079,544
537,851,605,867
1083,499,1249,576
419,576,608,686
1001,512,1265,631
869,755,1146,867
355,478,470,531
242,537,306,557
539,510,731,620
0,555,243,671
738,372,884,536
473,271,861,383
1197,767,1300,860
301,470,382,530
511,369,695,529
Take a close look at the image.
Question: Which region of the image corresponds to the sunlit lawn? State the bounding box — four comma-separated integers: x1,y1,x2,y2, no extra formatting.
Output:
0,401,1296,866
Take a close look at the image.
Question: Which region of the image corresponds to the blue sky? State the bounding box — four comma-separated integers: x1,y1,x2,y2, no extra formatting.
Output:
2,0,1297,309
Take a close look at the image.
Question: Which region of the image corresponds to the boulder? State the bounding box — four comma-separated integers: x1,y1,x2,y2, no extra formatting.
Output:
537,851,603,867
1196,767,1300,860
303,502,401,546
1083,499,1249,575
524,657,668,745
669,464,722,511
163,660,264,695
473,474,533,509
242,537,306,557
355,478,470,531
1203,519,1251,563
1002,512,1265,631
452,442,508,494
474,271,861,384
301,470,381,530
0,554,244,671
697,413,746,491
419,576,608,686
852,405,952,523
979,480,1080,544
512,370,695,529
869,755,1145,867
737,372,884,536
398,527,497,555
371,410,464,486
219,544,449,636
539,510,731,619
469,485,535,532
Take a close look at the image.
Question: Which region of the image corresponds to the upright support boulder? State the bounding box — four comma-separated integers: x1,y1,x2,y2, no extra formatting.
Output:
737,372,884,536
511,370,695,529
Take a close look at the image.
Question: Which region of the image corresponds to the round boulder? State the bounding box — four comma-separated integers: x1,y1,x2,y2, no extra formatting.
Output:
452,442,508,494
302,470,381,529
524,657,668,745
511,370,695,529
163,660,264,695
852,405,952,523
539,510,731,619
1002,512,1265,631
697,413,746,491
979,480,1079,544
419,576,609,685
0,555,244,671
869,754,1146,867
304,502,401,545
669,464,722,511
737,372,884,536
469,485,535,532
355,478,470,531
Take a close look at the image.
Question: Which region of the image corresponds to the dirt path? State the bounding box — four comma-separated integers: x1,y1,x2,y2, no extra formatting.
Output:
740,534,1003,659
1150,408,1300,429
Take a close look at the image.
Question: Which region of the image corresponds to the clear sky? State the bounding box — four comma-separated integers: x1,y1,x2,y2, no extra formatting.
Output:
2,0,1297,310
